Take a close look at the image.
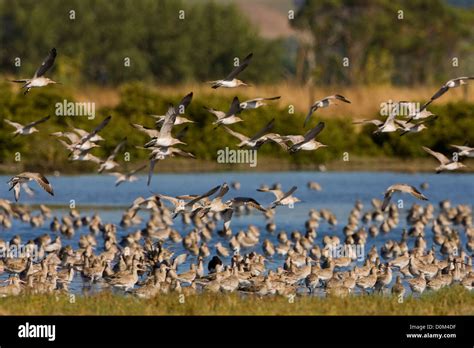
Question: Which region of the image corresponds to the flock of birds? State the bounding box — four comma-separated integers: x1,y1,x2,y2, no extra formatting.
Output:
0,48,473,299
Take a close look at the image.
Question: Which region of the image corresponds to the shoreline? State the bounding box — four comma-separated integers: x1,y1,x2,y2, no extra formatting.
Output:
1,157,472,175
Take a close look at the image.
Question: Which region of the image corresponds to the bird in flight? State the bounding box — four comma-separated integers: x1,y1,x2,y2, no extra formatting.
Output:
381,184,428,211
208,53,253,89
98,137,127,173
109,163,147,187
422,146,466,173
450,144,474,158
421,77,474,111
222,118,280,150
68,115,112,155
204,96,243,128
149,92,195,128
287,122,326,153
258,185,300,209
239,96,280,110
7,172,54,201
4,115,50,137
304,95,351,127
11,48,59,95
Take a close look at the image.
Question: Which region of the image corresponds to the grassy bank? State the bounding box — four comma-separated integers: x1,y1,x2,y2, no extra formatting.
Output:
0,286,472,315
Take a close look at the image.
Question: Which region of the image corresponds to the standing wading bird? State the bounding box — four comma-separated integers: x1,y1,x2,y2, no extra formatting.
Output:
7,173,54,201
4,116,50,137
109,164,147,187
11,48,59,95
381,184,428,211
304,95,351,127
208,53,253,88
204,97,243,128
421,77,474,111
422,146,466,173
239,96,281,110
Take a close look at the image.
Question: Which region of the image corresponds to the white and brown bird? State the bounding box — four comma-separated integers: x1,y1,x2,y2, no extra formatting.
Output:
258,185,300,209
4,115,50,137
381,184,428,211
222,118,278,149
239,96,280,110
421,77,474,111
288,122,326,153
7,172,54,201
150,92,194,127
304,95,351,127
11,48,59,95
450,144,474,157
69,116,112,154
204,96,243,128
98,137,127,173
109,164,147,187
208,53,253,88
422,146,466,173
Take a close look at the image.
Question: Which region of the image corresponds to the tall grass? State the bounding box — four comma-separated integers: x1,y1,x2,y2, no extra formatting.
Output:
71,83,474,119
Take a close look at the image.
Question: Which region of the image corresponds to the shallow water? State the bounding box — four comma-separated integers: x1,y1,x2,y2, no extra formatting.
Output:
0,171,472,295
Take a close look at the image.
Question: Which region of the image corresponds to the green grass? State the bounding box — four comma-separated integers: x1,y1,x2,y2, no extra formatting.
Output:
0,286,472,315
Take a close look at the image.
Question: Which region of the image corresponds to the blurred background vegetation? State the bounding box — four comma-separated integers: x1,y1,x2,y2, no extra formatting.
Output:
0,0,474,173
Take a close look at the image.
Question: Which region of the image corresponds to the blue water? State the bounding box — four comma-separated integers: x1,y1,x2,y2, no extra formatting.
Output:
0,171,472,294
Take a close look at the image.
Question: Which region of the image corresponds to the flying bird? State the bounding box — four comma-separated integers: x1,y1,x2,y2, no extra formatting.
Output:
352,119,384,127
396,118,434,136
450,144,474,157
4,115,50,137
406,110,436,123
304,95,351,127
70,115,112,154
239,96,280,110
381,184,428,211
11,48,59,95
109,164,147,187
288,122,326,153
98,137,127,173
422,146,466,173
150,92,194,127
204,97,243,128
208,53,253,89
258,185,300,209
7,172,54,201
421,77,474,111
222,118,280,149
